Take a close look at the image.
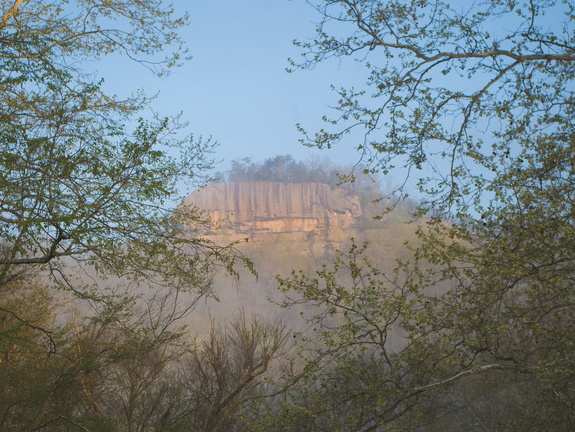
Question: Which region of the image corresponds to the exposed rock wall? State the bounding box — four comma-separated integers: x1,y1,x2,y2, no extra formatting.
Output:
183,182,361,242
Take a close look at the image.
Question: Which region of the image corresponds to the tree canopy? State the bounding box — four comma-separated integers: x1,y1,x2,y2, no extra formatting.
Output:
295,0,575,211
267,1,575,430
220,155,339,185
0,0,240,294
0,2,259,429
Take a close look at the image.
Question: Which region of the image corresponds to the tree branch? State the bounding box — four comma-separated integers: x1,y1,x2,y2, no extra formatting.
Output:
1,0,28,29
0,305,56,354
411,363,507,393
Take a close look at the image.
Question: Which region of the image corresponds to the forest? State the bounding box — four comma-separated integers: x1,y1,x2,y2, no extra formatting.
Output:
1,0,575,431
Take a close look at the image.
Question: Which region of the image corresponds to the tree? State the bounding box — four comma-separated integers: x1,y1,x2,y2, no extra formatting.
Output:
294,0,575,211
0,1,248,427
0,1,244,303
177,313,288,432
0,273,196,431
223,155,332,184
273,0,575,429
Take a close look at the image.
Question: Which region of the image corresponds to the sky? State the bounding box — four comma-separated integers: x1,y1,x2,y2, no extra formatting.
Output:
87,0,566,202
97,0,366,186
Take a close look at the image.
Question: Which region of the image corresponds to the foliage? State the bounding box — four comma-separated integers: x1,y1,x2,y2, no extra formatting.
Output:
294,0,575,210
220,155,340,185
0,273,288,431
0,1,252,428
0,0,244,296
268,243,439,431
269,0,575,429
176,313,288,432
0,276,171,431
269,238,575,430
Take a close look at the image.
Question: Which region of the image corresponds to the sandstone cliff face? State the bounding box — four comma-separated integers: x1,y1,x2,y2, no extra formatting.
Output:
183,182,361,244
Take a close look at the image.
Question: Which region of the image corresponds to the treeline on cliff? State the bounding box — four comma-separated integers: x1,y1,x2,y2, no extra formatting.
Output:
218,154,418,226
217,154,379,193
218,155,336,184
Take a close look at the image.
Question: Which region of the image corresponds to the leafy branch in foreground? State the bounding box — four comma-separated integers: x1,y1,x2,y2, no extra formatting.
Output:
273,2,575,429
0,2,250,427
0,0,246,296
295,0,575,212
269,237,575,430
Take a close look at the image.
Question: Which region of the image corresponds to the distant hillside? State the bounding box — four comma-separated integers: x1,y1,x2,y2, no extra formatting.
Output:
181,180,419,337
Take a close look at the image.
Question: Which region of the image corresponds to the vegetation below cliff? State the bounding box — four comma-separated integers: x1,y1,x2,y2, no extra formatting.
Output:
183,157,422,335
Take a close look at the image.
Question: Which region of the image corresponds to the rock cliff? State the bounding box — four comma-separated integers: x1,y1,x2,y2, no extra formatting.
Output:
183,182,361,246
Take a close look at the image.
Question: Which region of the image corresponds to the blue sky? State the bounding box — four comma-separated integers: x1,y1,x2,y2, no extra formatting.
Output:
98,0,365,184
91,0,566,202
